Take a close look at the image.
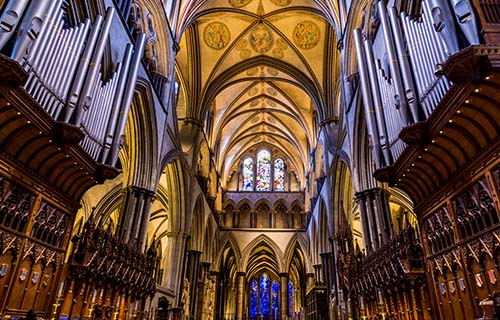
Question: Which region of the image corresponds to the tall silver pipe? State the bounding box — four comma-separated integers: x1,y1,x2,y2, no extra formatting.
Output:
421,5,448,103
428,0,459,55
64,14,104,122
363,39,392,166
26,0,61,67
55,21,90,100
376,69,396,145
389,7,420,123
377,1,410,127
59,21,91,101
423,1,448,62
48,26,76,94
353,28,383,169
110,33,146,167
100,44,133,164
74,7,115,127
45,28,71,91
11,0,51,61
451,0,479,45
35,12,63,82
97,68,121,147
423,1,453,96
401,13,426,113
411,19,437,110
0,0,30,49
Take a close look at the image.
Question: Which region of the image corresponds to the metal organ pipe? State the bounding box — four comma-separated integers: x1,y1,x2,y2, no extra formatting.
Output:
363,39,392,166
110,33,146,167
377,1,410,127
100,44,134,164
64,14,105,122
25,0,62,70
401,13,428,116
11,0,51,61
74,7,115,127
52,20,92,119
428,0,459,55
354,28,383,169
451,0,480,45
388,6,420,123
0,0,30,49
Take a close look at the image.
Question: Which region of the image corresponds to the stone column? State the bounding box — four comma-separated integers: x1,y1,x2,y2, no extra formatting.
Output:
279,273,289,320
364,189,380,250
355,191,373,252
164,232,189,302
187,250,202,317
313,264,322,284
116,186,155,252
369,188,387,244
236,272,246,320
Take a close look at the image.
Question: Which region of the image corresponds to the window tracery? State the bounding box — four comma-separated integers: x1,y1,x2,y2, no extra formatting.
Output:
242,157,254,191
240,150,287,191
256,150,271,191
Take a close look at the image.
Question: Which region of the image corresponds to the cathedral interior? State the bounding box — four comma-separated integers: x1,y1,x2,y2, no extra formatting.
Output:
1,0,500,319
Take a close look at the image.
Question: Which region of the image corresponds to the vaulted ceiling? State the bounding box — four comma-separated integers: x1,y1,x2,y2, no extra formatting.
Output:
175,0,339,188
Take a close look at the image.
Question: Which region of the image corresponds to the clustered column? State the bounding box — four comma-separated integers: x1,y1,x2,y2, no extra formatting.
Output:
236,272,246,320
279,273,289,320
355,187,392,252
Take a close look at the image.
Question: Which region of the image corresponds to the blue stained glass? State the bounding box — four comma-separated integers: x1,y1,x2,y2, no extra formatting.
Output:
260,273,271,317
256,150,271,191
271,281,280,319
288,281,294,317
274,158,285,191
249,280,258,318
242,157,254,191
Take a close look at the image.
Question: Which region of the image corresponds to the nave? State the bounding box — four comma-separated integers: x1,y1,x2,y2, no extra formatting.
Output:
1,0,500,319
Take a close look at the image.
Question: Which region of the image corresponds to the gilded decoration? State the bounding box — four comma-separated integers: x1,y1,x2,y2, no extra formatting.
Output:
250,24,274,54
204,22,230,50
293,21,320,49
236,39,252,59
229,0,253,7
271,0,291,6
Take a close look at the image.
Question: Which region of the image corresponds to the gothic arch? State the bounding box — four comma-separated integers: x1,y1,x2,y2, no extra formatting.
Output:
162,158,188,233
189,195,205,251
284,233,313,274
317,197,329,254
123,79,159,190
214,233,242,273
241,234,285,273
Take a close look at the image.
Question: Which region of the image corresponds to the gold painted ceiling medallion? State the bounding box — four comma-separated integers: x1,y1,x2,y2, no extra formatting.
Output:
271,0,291,6
229,0,253,7
293,21,320,49
250,24,274,54
204,22,230,50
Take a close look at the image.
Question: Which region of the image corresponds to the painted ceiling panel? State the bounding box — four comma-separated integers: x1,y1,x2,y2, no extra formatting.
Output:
176,0,338,188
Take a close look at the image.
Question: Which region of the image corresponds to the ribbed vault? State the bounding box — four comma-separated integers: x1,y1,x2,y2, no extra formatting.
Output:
175,0,340,188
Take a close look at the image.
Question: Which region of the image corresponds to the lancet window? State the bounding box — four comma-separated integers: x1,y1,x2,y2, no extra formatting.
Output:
240,149,287,191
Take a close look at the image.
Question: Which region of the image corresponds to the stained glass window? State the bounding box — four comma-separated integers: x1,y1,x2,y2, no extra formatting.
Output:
274,158,285,191
288,281,294,317
256,149,271,191
249,280,258,318
271,281,280,319
260,273,271,317
242,157,254,191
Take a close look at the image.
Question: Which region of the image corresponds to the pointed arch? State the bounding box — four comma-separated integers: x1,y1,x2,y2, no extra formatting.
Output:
317,197,329,254
189,195,205,251
214,233,242,272
284,233,313,274
163,158,188,233
123,79,159,190
241,234,285,273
